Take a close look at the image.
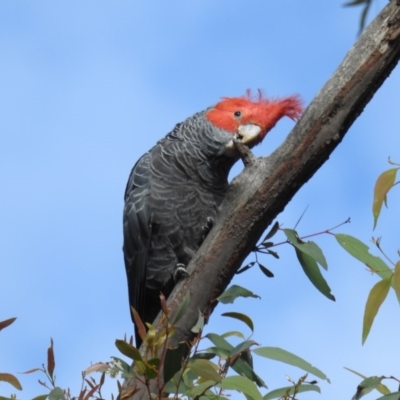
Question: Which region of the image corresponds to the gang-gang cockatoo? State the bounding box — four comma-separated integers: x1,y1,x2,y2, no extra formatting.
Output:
123,92,303,346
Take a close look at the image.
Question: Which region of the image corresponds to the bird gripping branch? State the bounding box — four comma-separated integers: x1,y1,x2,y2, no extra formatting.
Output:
123,91,303,346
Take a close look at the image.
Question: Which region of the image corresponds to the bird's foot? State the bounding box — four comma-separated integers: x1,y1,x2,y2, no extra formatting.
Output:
174,263,189,282
232,135,256,167
201,216,215,240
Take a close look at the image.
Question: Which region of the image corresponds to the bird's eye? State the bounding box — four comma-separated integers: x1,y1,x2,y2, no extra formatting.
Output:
234,111,242,118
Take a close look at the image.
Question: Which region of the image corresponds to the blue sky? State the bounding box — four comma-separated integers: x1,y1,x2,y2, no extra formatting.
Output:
1,1,400,399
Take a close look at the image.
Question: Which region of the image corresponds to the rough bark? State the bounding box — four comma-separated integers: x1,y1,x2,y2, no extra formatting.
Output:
123,1,400,398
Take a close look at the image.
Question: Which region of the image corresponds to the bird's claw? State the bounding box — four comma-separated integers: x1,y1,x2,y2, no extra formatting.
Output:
174,263,189,282
201,216,215,240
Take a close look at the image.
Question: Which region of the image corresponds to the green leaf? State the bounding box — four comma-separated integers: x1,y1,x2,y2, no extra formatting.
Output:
335,234,392,281
373,167,398,229
0,317,17,332
343,0,371,34
253,347,330,383
221,331,246,340
189,359,221,383
295,248,335,301
164,367,196,394
230,357,267,388
264,384,321,399
205,333,234,353
204,346,230,359
217,285,260,304
167,370,192,395
191,309,205,333
393,261,400,305
0,373,22,390
218,376,263,400
145,358,160,380
115,339,143,362
344,367,390,395
358,0,370,34
258,263,274,278
237,350,253,370
32,395,49,400
221,312,254,332
343,0,368,6
230,340,257,359
362,278,391,344
261,242,274,248
111,356,136,379
163,379,183,396
236,264,253,274
171,293,190,324
265,249,279,259
48,387,66,400
192,352,217,361
376,393,400,400
199,396,229,400
284,228,328,269
351,376,383,400
204,333,265,388
262,221,279,241
187,380,215,397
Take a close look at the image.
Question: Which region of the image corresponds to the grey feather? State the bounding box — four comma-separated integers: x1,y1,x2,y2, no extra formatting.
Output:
123,109,237,346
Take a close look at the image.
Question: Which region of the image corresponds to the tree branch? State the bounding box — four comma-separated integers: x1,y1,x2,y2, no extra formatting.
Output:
123,1,400,398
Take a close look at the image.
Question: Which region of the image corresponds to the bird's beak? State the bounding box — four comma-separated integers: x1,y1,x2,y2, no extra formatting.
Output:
235,124,262,146
224,124,262,156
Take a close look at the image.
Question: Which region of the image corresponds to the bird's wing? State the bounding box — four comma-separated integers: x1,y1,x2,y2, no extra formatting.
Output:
123,152,152,343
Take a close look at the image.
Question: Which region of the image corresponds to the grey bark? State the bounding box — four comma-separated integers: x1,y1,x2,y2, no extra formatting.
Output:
123,1,400,398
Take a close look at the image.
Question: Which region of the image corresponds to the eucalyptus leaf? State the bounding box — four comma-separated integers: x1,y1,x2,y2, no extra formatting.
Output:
253,347,329,383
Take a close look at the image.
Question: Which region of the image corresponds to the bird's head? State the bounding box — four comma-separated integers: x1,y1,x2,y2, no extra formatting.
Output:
205,91,303,156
